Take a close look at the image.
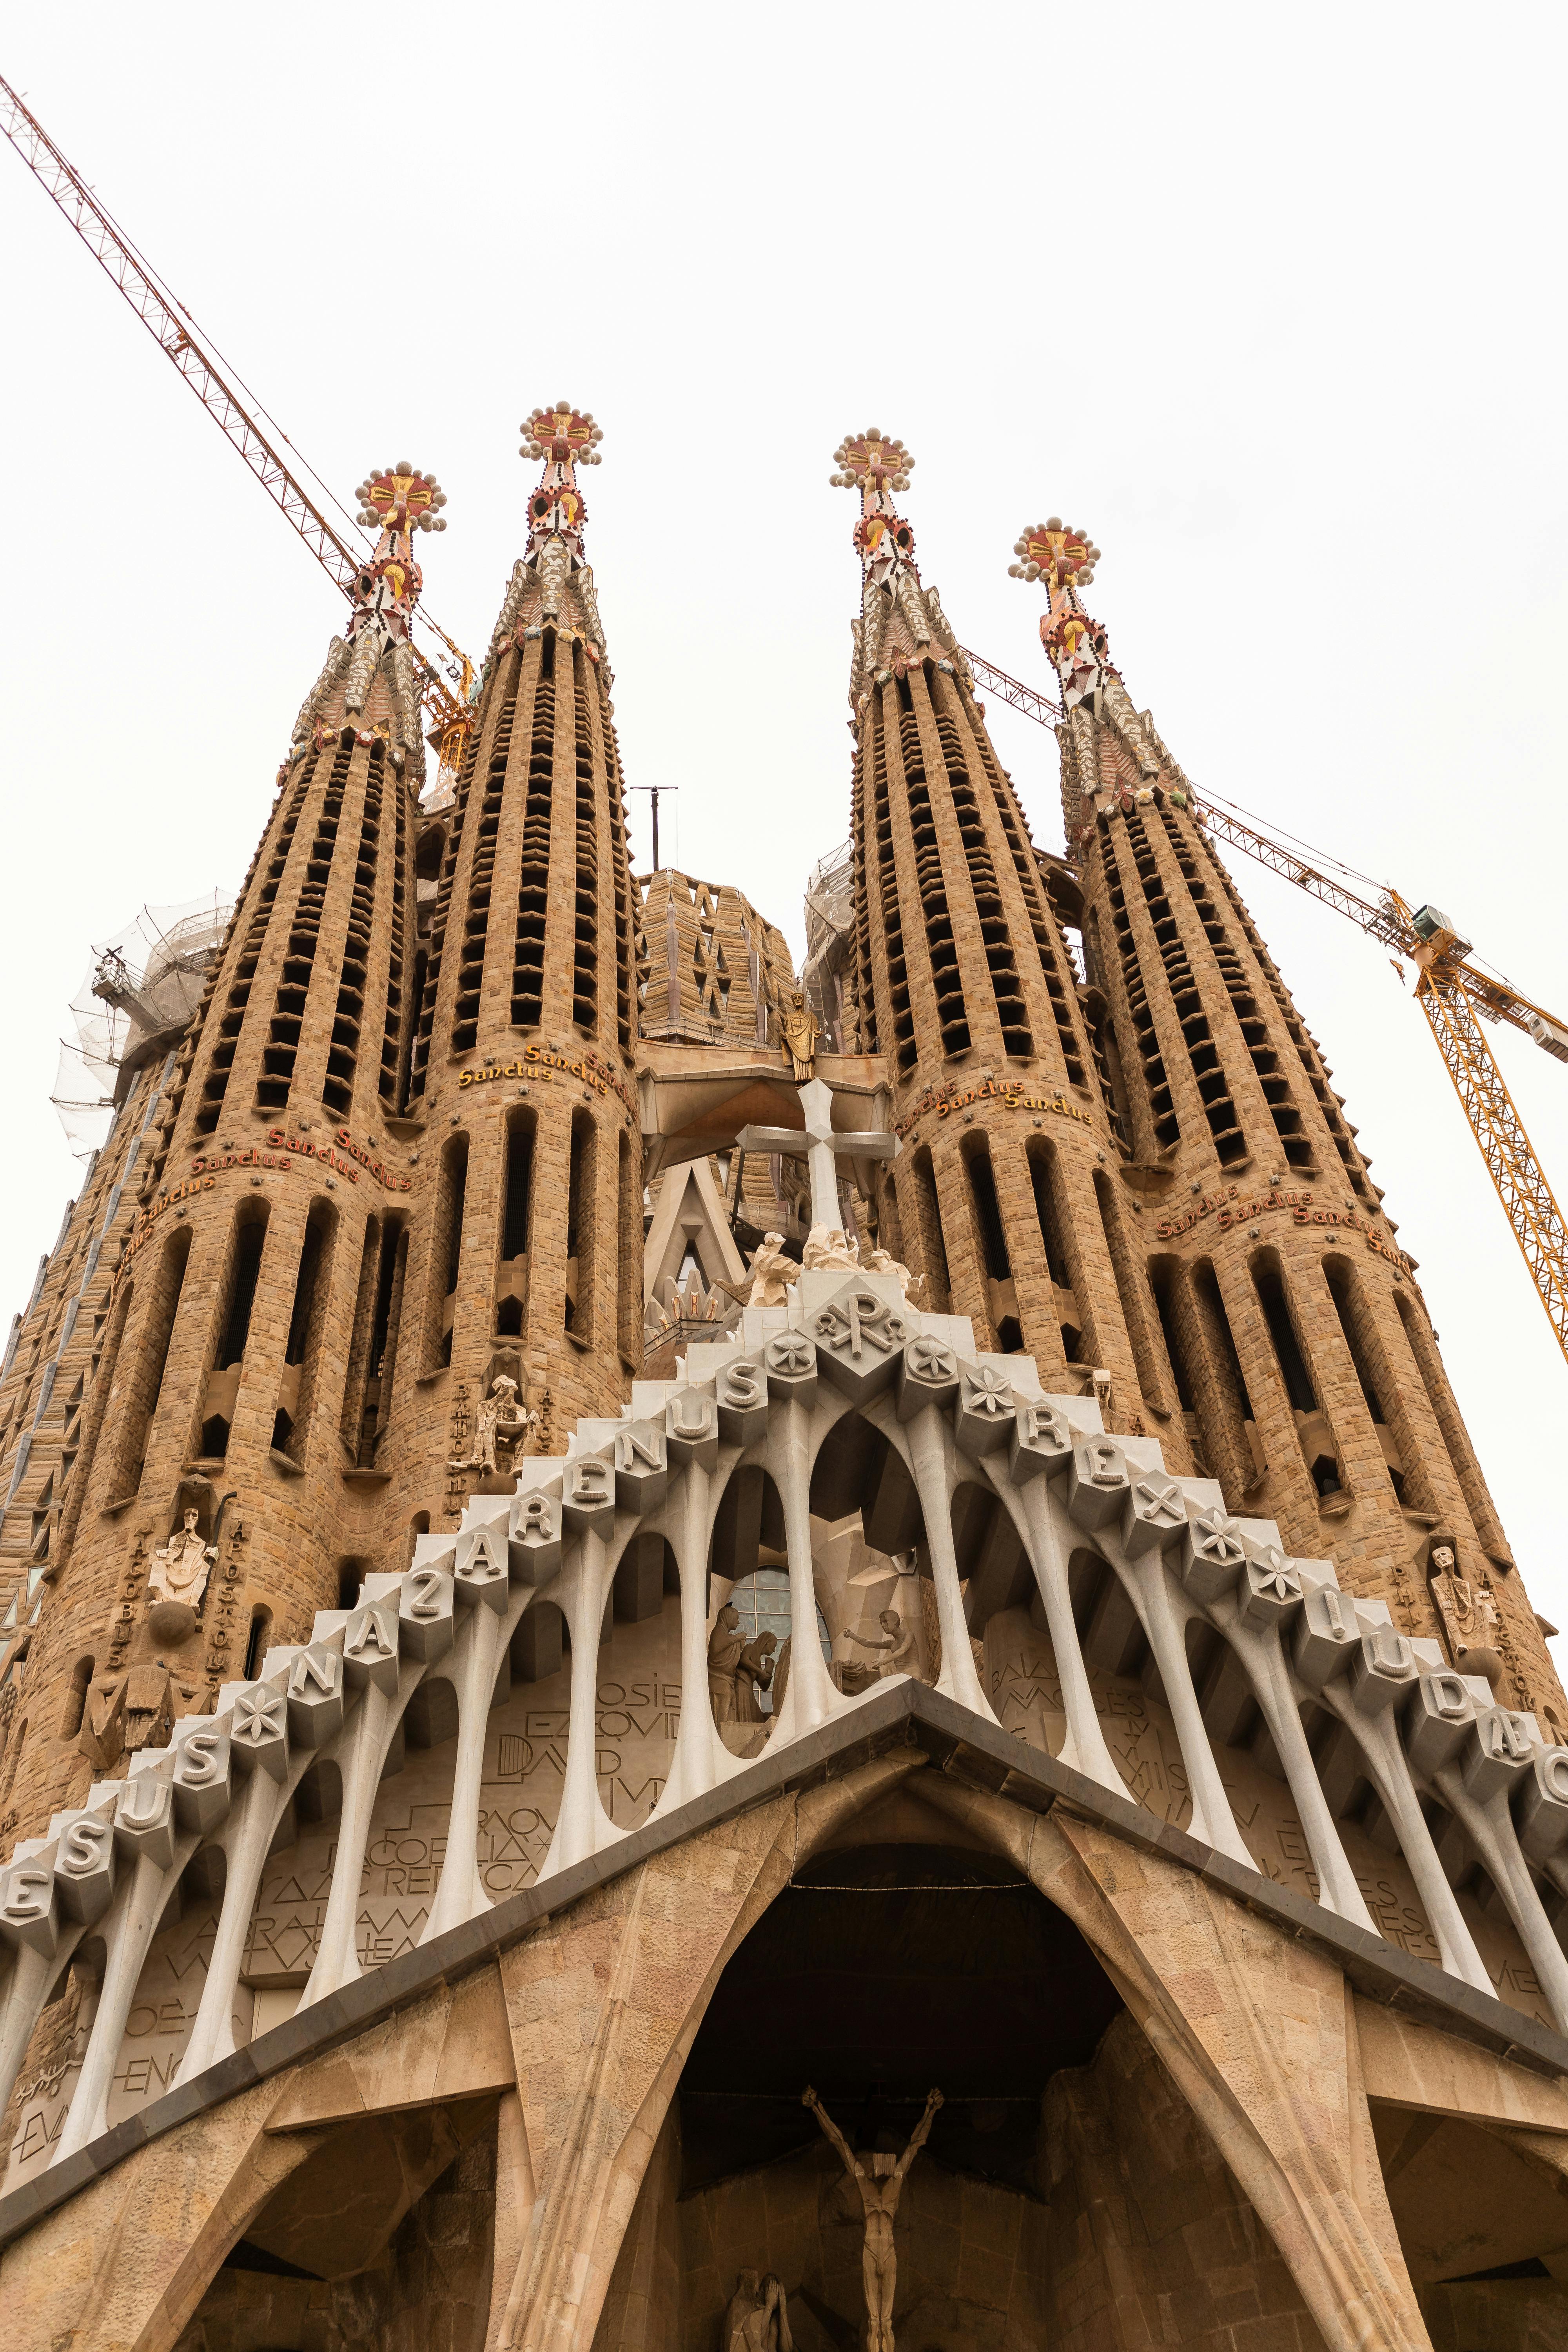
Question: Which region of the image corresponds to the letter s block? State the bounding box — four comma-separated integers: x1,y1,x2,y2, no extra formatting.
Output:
716,1356,768,1446
173,1726,233,1832
53,1813,116,1924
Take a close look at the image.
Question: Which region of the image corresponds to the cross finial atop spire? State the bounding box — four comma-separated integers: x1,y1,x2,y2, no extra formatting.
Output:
1009,517,1100,602
519,402,603,558
830,429,914,502
347,461,448,644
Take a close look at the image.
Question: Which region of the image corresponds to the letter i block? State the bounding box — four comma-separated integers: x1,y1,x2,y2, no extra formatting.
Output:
1463,1707,1535,1800
1122,1474,1187,1561
399,1566,455,1661
1179,1509,1247,1604
666,1390,719,1472
1403,1673,1475,1777
114,1774,176,1868
897,1336,960,1422
229,1683,290,1779
1293,1584,1359,1689
1067,1437,1130,1530
1518,1748,1568,1863
716,1356,768,1446
615,1420,669,1512
510,1490,562,1583
764,1331,818,1406
285,1646,345,1746
563,1455,615,1537
955,1365,1016,1458
0,1859,57,1956
173,1726,233,1832
53,1813,116,1924
344,1603,401,1693
1009,1402,1073,1485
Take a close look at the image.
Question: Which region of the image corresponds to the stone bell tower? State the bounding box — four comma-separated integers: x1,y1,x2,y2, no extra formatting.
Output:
833,429,1162,1419
1014,515,1564,1728
0,465,452,1838
390,405,642,1506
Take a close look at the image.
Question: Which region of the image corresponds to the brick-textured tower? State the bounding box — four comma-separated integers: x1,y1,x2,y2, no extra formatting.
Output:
390,405,642,1502
1013,515,1565,1729
834,430,1164,1420
0,466,453,1835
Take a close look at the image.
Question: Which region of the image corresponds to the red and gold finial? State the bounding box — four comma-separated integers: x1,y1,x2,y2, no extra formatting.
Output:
830,428,914,499
1009,517,1099,593
355,462,448,536
520,403,604,470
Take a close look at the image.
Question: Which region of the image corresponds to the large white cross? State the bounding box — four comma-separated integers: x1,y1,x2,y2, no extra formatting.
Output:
736,1079,899,1234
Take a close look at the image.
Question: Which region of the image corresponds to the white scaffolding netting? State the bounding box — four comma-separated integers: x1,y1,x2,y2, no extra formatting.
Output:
52,893,233,1159
802,839,854,1043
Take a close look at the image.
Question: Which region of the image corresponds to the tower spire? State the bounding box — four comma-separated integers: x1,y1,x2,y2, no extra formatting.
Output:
289,461,448,782
485,402,608,669
831,428,962,704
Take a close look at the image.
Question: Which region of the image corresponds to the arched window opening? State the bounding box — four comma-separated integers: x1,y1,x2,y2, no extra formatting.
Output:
907,1148,950,1315
426,1134,468,1371
1394,1292,1506,1552
1323,1254,1412,1503
618,1127,642,1368
202,1207,269,1458
1026,1138,1090,1365
243,1608,271,1681
1251,1251,1339,1497
1190,1259,1261,1503
274,1203,336,1460
119,1223,192,1496
1093,1169,1165,1412
961,1137,1019,1350
565,1110,597,1339
496,1109,535,1341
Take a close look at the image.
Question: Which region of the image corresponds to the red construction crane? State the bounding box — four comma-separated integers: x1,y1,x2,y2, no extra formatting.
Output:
0,73,477,783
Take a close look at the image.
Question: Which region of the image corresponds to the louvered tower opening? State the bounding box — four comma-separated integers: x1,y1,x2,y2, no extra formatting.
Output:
379,759,409,1104
1158,808,1312,1172
408,708,484,1102
256,737,351,1113
898,686,969,1057
932,705,1031,1058
1122,809,1245,1166
323,746,384,1119
194,760,312,1136
1102,826,1179,1152
513,642,555,1030
572,655,599,1033
450,689,517,1057
971,724,1087,1087
603,708,635,1050
849,742,879,1055
867,716,913,1071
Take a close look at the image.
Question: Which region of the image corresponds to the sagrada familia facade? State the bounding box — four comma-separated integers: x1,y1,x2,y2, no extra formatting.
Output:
0,413,1566,2350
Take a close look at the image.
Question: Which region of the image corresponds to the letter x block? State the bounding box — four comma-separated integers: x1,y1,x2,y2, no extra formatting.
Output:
1122,1474,1187,1561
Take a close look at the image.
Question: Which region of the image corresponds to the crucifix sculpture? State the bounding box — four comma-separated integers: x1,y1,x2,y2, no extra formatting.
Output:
736,1079,899,1249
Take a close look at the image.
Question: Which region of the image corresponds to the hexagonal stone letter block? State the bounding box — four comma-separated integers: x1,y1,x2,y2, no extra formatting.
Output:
1403,1672,1474,1777
230,1682,290,1779
613,1420,668,1513
810,1286,909,1404
113,1773,176,1867
955,1365,1016,1458
1067,1437,1130,1530
1463,1706,1535,1800
1518,1748,1568,1863
344,1603,401,1693
563,1455,615,1537
1236,1551,1304,1632
716,1356,768,1447
1179,1509,1247,1604
0,1860,57,1955
455,1525,510,1613
53,1813,116,1924
1350,1624,1417,1717
285,1646,345,1747
173,1726,233,1832
510,1491,562,1583
666,1390,719,1472
1122,1474,1187,1561
896,1336,959,1423
1009,1403,1073,1485
1294,1583,1359,1689
399,1566,455,1662
764,1330,818,1407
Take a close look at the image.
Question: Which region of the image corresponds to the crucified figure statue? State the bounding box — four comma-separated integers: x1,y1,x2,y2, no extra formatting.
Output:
802,2086,942,2352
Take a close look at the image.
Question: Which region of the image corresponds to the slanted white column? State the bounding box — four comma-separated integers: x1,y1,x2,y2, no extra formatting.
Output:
424,1528,513,1942
761,1389,848,1743
985,1436,1126,1796
540,1466,626,1880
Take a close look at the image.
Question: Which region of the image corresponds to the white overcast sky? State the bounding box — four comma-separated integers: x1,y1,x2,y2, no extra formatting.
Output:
3,5,1566,1636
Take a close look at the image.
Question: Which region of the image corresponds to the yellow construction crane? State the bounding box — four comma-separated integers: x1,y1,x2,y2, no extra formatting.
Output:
0,74,478,787
1185,791,1568,1360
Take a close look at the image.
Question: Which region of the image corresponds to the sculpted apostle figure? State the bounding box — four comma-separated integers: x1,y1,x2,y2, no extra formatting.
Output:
861,1246,926,1305
452,1374,535,1475
1429,1543,1504,1685
725,2271,794,2352
149,1510,215,1613
842,1608,918,1681
708,1603,746,1723
747,1233,799,1308
803,2086,942,2352
776,989,821,1082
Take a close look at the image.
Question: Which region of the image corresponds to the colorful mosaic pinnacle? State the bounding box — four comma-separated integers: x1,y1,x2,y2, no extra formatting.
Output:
353,463,449,535
520,403,604,469
829,428,914,495
1008,516,1100,590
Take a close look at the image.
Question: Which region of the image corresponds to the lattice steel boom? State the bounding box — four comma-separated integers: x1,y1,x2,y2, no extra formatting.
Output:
0,74,474,766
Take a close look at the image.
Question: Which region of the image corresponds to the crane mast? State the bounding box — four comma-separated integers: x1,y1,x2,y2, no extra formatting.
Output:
0,73,475,778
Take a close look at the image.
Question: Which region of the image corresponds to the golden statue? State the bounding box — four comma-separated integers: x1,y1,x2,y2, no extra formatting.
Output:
776,989,821,1082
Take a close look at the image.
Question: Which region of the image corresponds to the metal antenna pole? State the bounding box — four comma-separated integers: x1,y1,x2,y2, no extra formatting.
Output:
629,786,678,872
